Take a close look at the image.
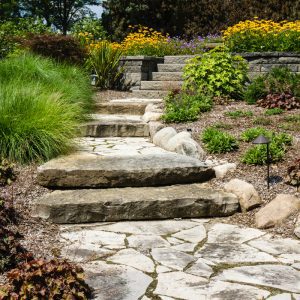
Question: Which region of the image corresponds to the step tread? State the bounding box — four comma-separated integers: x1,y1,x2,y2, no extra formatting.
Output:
34,184,239,223
88,114,145,124
140,81,183,91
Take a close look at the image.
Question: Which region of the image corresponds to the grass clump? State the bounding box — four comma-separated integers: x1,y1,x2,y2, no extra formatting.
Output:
264,108,284,116
225,110,253,119
240,127,271,142
253,117,272,126
0,54,93,163
201,127,238,153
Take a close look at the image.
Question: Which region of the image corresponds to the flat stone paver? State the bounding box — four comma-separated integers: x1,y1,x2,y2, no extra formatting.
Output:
59,220,300,299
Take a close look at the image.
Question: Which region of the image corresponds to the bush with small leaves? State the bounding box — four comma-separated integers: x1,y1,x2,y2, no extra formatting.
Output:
257,93,300,110
0,259,92,299
162,90,213,123
0,159,16,186
201,127,238,153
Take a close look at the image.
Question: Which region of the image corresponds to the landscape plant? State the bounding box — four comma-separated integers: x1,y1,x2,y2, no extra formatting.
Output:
183,47,248,99
201,127,238,153
225,110,253,119
264,108,284,116
162,90,213,123
223,19,300,52
0,54,93,163
0,159,16,186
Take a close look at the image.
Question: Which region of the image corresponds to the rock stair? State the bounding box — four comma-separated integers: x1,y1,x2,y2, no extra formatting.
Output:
34,92,239,224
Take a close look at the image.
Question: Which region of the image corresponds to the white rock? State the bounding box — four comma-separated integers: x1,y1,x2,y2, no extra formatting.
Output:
185,258,214,279
294,214,300,239
166,237,184,245
84,261,152,300
142,112,162,122
172,225,206,244
224,179,262,212
294,294,300,300
153,127,177,148
293,263,300,270
149,121,164,140
151,248,195,270
221,264,300,293
255,194,300,229
156,265,172,273
127,235,170,250
267,293,292,300
213,163,237,179
171,243,197,252
108,248,155,273
154,272,208,300
206,223,265,244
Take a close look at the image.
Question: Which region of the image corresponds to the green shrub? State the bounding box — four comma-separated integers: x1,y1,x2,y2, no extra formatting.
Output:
201,127,238,153
244,67,300,104
213,122,234,130
162,91,213,123
240,127,271,142
225,110,253,118
0,259,92,299
183,47,248,99
86,40,124,89
23,34,86,65
0,54,93,163
264,108,284,115
0,159,16,186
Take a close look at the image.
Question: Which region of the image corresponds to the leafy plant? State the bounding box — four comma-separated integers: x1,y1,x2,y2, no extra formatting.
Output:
285,159,300,190
0,54,93,163
0,159,16,186
257,93,300,110
264,108,284,115
22,34,86,65
0,197,18,226
240,127,271,142
225,110,253,118
86,40,124,89
183,47,248,99
253,117,272,125
162,90,213,123
213,122,234,130
0,259,92,299
201,127,238,153
243,76,266,104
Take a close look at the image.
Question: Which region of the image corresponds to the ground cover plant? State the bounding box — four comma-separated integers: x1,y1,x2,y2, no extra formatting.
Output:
225,110,253,119
183,47,248,99
0,54,93,163
223,19,300,52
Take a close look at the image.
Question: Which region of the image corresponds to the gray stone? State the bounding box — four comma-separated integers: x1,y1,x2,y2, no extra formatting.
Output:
37,152,215,188
221,265,300,293
153,127,177,148
84,261,152,300
185,258,214,279
131,89,169,99
166,237,184,245
140,80,183,90
142,111,162,122
293,263,300,270
255,194,300,229
207,281,270,300
152,72,183,81
224,179,262,212
213,163,237,179
171,243,197,252
206,223,265,244
157,63,185,72
151,248,195,270
127,235,170,250
294,294,300,300
196,243,277,264
148,121,164,140
172,225,206,244
156,265,172,273
35,184,238,223
267,293,291,300
108,248,155,273
294,215,300,239
154,272,208,300
164,55,195,64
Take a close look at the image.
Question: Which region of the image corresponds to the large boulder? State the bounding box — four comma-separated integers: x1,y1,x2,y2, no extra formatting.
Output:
153,127,177,148
255,194,300,229
224,179,262,212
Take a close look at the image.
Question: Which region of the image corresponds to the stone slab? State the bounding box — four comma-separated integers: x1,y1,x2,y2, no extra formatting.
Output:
131,89,169,99
172,225,206,244
140,80,183,90
34,184,238,223
94,102,147,115
157,63,185,72
164,55,195,64
152,72,183,81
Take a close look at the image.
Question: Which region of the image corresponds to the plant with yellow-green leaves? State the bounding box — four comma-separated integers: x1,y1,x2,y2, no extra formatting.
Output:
223,18,300,52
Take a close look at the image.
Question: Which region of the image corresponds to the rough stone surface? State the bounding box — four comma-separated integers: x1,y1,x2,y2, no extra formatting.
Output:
35,184,238,223
224,179,262,212
152,127,177,148
185,259,214,278
294,215,300,239
172,225,206,244
267,294,292,300
255,194,300,229
127,235,170,250
213,163,237,179
221,265,300,293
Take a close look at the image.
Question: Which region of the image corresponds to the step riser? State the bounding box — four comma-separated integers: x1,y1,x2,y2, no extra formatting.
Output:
34,184,238,223
95,104,146,115
81,124,149,138
164,55,195,64
152,72,183,81
157,64,185,72
140,81,183,90
132,90,170,99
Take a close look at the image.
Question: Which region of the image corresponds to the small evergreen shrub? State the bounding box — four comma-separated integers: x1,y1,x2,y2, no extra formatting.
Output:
201,127,238,153
162,90,213,123
0,259,92,299
225,110,253,118
264,108,284,115
23,34,86,65
183,47,248,99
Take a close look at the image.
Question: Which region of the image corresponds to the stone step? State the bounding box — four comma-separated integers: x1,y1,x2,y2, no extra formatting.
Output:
157,64,185,72
37,151,215,189
140,81,183,91
152,72,183,81
131,90,169,99
164,55,195,64
95,102,147,115
34,184,238,223
110,98,163,104
81,114,149,138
